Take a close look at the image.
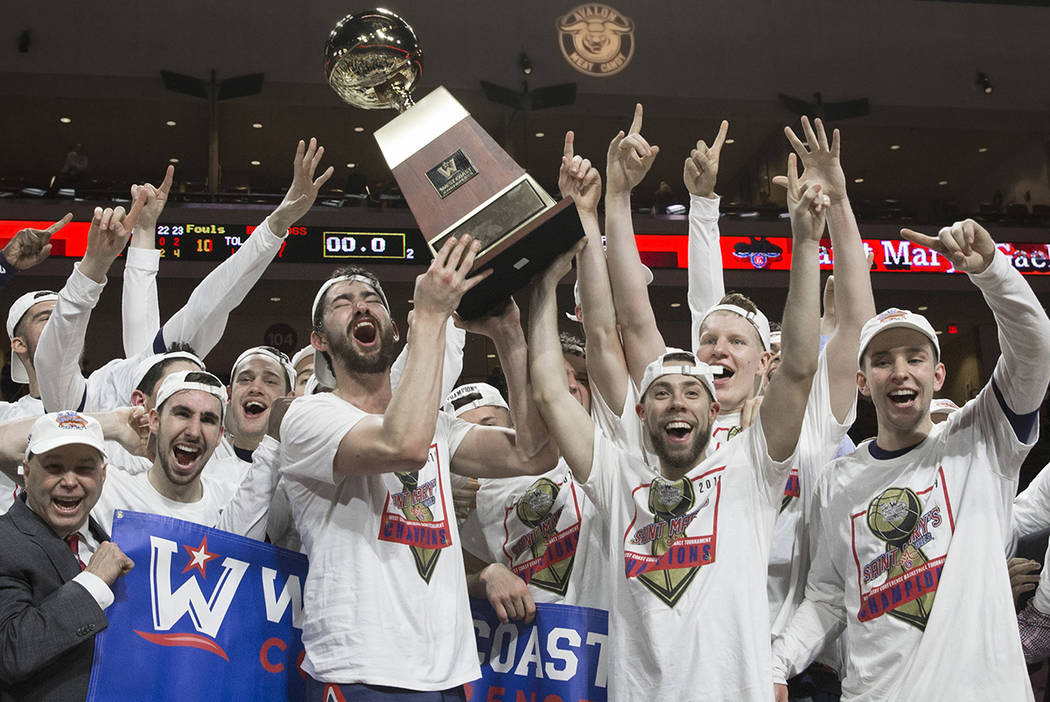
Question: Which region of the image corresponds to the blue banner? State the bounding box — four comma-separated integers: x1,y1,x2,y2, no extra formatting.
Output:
87,511,308,702
467,599,608,702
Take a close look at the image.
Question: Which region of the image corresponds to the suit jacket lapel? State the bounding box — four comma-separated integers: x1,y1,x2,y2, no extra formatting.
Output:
10,498,82,582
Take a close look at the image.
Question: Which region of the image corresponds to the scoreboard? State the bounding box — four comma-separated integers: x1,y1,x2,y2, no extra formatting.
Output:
3,218,1050,276
0,220,429,263
152,223,427,263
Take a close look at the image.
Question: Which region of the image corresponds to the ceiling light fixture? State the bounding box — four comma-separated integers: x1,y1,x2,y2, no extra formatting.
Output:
169,157,180,163
854,177,864,183
252,122,263,129
59,116,71,124
165,120,177,127
889,144,901,151
353,126,365,133
250,160,261,166
534,132,545,138
938,180,948,186
978,147,988,153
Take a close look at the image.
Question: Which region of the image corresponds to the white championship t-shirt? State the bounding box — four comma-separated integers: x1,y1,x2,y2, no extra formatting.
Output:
279,392,479,690
92,467,237,535
585,410,792,699
774,381,1035,701
460,459,608,610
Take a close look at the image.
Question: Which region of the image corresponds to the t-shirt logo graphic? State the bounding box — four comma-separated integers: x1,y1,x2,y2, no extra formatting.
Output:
781,467,801,513
852,473,956,630
377,443,453,584
508,477,577,596
394,470,441,582
625,473,719,608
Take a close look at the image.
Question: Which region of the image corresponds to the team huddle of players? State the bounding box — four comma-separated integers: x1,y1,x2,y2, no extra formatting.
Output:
2,109,1049,702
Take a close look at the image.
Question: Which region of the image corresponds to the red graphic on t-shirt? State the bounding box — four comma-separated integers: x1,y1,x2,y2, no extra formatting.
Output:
850,466,956,625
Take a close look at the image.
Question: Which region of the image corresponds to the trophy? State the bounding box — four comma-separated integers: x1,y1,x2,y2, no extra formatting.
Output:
324,8,585,318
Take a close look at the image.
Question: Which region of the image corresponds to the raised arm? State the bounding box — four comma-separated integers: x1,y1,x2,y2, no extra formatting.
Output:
528,242,596,482
559,131,630,413
902,220,1050,422
36,199,144,413
450,299,558,478
759,153,825,462
685,120,729,348
0,213,69,290
780,118,874,423
159,139,333,359
604,104,666,384
335,237,487,475
121,166,171,356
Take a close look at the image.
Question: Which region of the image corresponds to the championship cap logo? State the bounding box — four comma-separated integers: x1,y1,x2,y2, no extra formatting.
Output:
556,4,635,77
55,410,89,430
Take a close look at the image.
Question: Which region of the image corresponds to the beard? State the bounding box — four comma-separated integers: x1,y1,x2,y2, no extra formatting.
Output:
328,321,398,375
646,414,713,475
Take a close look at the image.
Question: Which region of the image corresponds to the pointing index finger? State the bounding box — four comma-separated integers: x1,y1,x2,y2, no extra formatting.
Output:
710,120,729,153
563,131,575,160
45,213,74,236
627,103,643,135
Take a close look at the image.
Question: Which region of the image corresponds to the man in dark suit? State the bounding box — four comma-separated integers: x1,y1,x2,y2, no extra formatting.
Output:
0,411,134,701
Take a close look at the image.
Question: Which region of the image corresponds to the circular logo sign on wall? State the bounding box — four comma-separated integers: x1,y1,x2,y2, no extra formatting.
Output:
556,4,635,77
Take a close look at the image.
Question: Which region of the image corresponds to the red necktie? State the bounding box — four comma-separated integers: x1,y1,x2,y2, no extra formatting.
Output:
65,533,86,571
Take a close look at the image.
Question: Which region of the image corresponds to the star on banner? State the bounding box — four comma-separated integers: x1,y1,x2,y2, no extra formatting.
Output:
182,536,219,577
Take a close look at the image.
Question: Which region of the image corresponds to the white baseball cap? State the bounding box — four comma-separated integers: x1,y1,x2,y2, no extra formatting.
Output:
443,382,509,417
638,349,719,403
131,350,205,394
25,411,107,461
857,308,940,366
230,346,296,391
291,345,314,370
701,302,772,351
6,290,59,384
155,370,228,418
930,398,961,417
311,273,391,388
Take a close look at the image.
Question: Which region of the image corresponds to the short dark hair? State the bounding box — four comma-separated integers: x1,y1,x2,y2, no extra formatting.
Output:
312,265,383,334
559,332,585,359
135,343,200,396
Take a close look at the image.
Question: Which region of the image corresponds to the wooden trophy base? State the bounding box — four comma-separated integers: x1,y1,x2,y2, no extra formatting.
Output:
374,87,585,318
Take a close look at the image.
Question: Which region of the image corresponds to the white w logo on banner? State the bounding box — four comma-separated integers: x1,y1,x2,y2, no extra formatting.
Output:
149,536,249,638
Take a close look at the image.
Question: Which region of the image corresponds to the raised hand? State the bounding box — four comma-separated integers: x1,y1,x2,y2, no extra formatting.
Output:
558,131,602,215
2,213,71,270
456,296,522,339
683,120,729,198
773,153,829,243
900,219,997,275
537,238,587,291
412,235,489,320
85,541,135,586
783,117,847,203
268,138,335,233
606,103,660,195
130,164,175,237
79,188,148,282
109,406,150,457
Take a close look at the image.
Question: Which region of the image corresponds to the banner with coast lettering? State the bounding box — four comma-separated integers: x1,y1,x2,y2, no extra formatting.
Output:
87,511,308,702
467,599,608,702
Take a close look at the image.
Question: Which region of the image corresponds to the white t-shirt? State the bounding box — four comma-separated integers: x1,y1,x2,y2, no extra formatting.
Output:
92,467,237,536
772,383,1036,701
584,410,792,699
460,459,607,610
767,351,854,643
0,394,42,512
279,392,479,690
